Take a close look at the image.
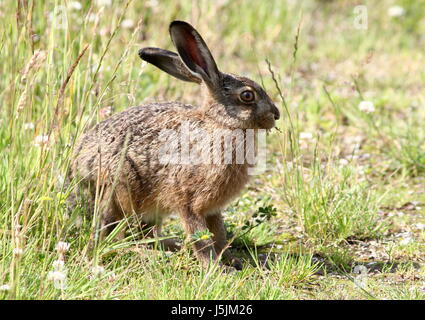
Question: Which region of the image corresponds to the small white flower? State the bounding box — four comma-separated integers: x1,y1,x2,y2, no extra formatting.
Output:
23,122,35,130
33,135,49,147
95,0,112,7
91,265,105,276
47,270,67,290
121,19,134,29
358,101,375,113
339,159,349,166
415,223,425,230
47,270,67,282
99,106,113,118
145,0,159,7
87,13,98,23
56,241,70,254
400,237,412,245
388,6,405,17
53,259,65,270
216,0,229,7
31,34,41,43
0,284,11,291
396,211,405,217
69,1,82,10
299,132,313,140
286,161,294,170
99,27,110,36
107,272,117,282
57,174,65,185
13,248,24,256
48,8,68,30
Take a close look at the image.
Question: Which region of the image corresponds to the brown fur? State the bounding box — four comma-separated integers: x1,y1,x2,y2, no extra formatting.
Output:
70,21,279,269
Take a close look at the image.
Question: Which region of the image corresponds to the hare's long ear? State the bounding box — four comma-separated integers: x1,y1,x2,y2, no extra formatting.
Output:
169,21,221,89
139,47,201,84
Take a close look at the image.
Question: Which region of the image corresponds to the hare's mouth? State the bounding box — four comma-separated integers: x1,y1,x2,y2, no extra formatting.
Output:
257,114,276,130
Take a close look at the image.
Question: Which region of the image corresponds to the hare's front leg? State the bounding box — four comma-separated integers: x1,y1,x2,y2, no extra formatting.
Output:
98,189,125,241
86,193,124,251
179,208,218,267
206,213,243,270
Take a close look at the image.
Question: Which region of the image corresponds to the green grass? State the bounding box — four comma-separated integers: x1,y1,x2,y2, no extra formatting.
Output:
1,0,424,299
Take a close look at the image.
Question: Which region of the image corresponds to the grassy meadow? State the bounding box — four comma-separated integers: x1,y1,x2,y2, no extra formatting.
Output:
0,0,424,299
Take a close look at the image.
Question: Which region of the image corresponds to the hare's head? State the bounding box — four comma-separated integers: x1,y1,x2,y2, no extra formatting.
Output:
139,20,280,129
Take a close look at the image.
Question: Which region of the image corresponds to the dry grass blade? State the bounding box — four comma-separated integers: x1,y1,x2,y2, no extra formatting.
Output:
51,44,90,132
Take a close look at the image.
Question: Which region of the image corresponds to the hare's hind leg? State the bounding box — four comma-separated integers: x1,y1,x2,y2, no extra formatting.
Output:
206,213,243,270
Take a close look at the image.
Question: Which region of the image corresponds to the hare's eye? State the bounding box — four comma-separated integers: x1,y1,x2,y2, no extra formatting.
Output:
239,90,255,103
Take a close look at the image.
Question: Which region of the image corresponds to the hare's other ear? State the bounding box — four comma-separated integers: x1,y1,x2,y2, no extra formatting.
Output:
169,21,221,90
139,47,201,84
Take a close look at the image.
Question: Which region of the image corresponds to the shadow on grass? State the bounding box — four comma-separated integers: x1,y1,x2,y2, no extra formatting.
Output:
232,238,421,276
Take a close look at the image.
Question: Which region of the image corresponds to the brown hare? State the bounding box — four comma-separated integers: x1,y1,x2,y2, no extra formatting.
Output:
70,20,279,270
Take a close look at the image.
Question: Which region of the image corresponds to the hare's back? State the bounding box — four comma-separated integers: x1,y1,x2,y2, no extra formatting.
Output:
71,102,194,181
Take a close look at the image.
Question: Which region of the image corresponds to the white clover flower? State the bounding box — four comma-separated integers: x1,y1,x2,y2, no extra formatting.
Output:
53,259,65,270
47,270,67,290
388,6,405,17
99,106,113,118
91,265,105,276
0,284,11,291
95,0,112,7
216,0,229,7
56,241,70,254
299,132,313,140
358,101,375,113
339,159,349,166
57,174,65,185
286,161,294,170
13,248,24,256
33,135,49,147
121,19,134,29
400,237,412,245
23,122,35,130
107,272,117,282
31,34,40,43
87,13,98,23
48,7,68,30
69,1,82,10
145,0,159,7
415,223,425,230
47,270,67,282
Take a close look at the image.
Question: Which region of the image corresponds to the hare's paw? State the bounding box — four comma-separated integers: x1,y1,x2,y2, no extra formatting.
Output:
223,255,243,271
